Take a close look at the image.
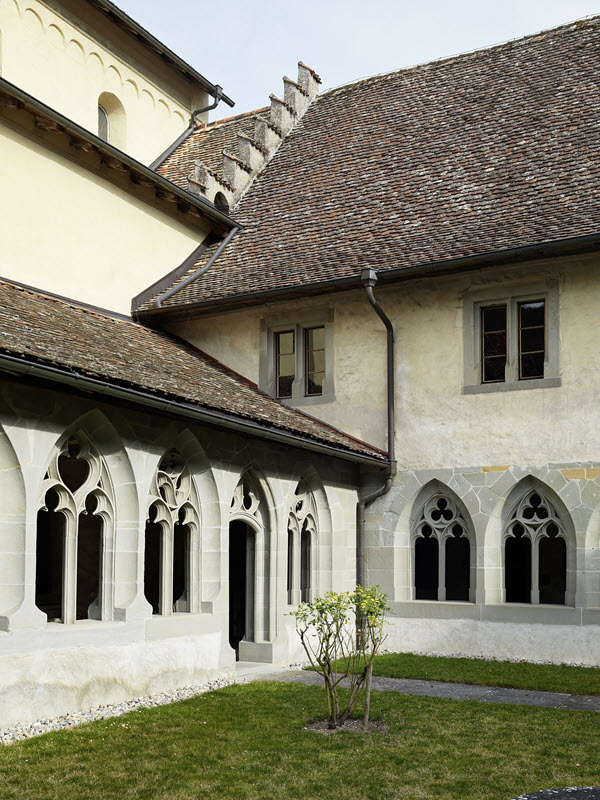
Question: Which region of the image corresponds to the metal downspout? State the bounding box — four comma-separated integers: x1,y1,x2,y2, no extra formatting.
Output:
155,226,240,308
150,86,227,171
356,267,397,588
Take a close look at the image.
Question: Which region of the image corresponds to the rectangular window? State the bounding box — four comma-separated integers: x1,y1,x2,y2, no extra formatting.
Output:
463,283,558,395
518,300,545,380
481,305,507,383
261,314,334,405
276,330,295,398
304,326,325,396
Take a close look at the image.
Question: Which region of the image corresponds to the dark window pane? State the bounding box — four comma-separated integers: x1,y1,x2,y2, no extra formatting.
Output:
520,301,545,328
276,330,295,398
483,356,506,383
306,373,324,396
483,331,506,357
521,352,544,379
482,305,507,333
307,350,325,373
278,375,294,398
520,327,545,354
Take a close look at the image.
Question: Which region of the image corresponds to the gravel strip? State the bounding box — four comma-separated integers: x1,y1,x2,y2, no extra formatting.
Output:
0,677,236,746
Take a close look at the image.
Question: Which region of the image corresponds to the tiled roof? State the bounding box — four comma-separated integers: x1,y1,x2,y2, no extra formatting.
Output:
0,280,385,462
139,18,600,312
158,108,270,191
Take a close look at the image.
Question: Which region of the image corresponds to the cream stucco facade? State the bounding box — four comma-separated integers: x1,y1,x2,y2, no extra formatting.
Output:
0,0,209,164
0,121,211,313
168,252,600,665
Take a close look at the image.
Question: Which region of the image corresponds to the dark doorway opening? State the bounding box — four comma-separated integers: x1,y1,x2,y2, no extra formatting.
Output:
35,488,65,622
415,529,438,600
229,520,254,661
505,528,532,603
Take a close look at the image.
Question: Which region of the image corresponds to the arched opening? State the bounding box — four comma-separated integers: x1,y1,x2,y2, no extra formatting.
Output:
35,488,65,622
287,528,294,605
145,450,199,616
229,520,255,661
300,523,311,603
415,528,438,600
97,92,126,150
76,494,102,620
173,507,190,612
539,523,566,605
505,527,532,602
503,488,569,605
214,192,230,214
144,502,162,615
412,490,473,602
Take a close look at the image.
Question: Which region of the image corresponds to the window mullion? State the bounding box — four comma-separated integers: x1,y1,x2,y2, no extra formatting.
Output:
438,535,446,601
531,536,540,605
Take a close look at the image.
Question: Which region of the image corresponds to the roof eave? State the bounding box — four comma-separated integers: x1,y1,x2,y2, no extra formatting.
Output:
0,77,240,232
136,232,600,318
85,0,235,107
0,352,386,467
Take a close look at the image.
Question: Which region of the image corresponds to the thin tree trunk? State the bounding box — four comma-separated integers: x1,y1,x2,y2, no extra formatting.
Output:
363,661,373,728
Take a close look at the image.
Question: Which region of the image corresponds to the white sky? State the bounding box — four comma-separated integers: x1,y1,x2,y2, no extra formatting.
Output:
116,0,600,115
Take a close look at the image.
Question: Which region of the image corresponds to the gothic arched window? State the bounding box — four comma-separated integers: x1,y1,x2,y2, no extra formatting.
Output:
504,490,567,605
35,435,115,624
145,450,200,615
413,493,472,602
287,480,317,605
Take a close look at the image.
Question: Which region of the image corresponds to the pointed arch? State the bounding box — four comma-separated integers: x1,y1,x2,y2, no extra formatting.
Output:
228,468,274,657
144,448,201,615
286,468,327,605
0,423,26,622
36,429,115,623
502,477,575,606
410,480,476,603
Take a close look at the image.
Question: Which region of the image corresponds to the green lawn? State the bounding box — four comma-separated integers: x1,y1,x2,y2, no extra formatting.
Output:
360,652,600,696
1,681,599,800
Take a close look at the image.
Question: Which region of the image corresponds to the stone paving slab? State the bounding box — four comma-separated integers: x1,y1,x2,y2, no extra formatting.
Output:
511,789,600,799
255,668,600,712
559,695,600,712
480,686,570,708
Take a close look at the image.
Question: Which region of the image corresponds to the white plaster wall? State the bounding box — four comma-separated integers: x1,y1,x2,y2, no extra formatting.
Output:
0,379,360,726
386,616,600,667
0,0,205,164
0,631,229,727
0,123,208,313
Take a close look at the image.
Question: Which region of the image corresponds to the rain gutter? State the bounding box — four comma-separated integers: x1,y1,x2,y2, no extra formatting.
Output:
0,353,385,468
137,232,600,317
155,226,241,308
356,268,396,589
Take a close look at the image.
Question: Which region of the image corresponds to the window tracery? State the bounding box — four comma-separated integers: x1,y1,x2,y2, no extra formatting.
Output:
413,493,472,602
36,434,114,624
145,450,200,615
287,480,316,604
504,490,567,605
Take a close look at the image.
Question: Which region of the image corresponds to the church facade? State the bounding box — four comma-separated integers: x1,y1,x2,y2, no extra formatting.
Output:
0,0,599,727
